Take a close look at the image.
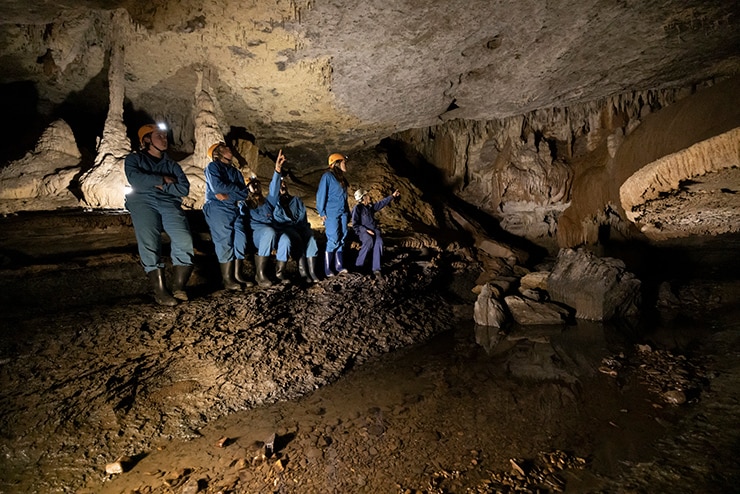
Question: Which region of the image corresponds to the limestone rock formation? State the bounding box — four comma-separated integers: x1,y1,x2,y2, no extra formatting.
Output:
0,120,81,214
474,283,507,328
79,19,129,210
547,248,641,321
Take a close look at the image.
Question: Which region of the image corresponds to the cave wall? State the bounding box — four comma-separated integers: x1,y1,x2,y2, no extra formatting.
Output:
393,78,740,250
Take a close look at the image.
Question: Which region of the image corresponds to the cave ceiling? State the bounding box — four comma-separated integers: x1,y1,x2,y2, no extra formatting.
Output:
0,0,738,156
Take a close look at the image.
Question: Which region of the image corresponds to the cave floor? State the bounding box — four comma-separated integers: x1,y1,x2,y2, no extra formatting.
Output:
0,213,739,493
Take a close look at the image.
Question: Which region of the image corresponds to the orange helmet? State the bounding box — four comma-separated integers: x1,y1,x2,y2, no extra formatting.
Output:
137,124,158,144
328,153,346,167
208,142,224,160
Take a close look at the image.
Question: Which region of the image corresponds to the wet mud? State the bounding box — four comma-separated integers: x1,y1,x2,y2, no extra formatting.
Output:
0,214,739,493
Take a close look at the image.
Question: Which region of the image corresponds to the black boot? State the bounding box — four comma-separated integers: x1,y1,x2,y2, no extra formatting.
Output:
298,256,318,284
234,258,254,288
254,255,273,288
220,261,242,291
335,251,348,274
324,251,335,278
275,260,291,284
306,257,320,283
171,265,193,301
147,268,178,306
298,256,308,278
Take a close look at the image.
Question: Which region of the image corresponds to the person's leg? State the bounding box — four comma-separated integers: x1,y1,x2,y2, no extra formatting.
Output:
371,233,384,273
324,215,341,252
126,199,164,272
127,198,177,305
233,213,254,286
204,202,235,263
275,229,294,263
324,215,340,276
253,225,276,257
233,213,249,260
253,226,276,287
275,231,292,284
160,204,194,267
334,213,349,273
355,231,373,269
302,228,319,258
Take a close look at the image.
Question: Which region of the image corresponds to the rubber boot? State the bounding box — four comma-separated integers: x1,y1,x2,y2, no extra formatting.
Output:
147,268,178,306
298,256,308,278
220,261,242,291
307,257,320,283
171,265,193,301
324,251,335,278
335,251,348,274
254,255,273,288
275,260,291,284
298,256,318,284
234,258,254,288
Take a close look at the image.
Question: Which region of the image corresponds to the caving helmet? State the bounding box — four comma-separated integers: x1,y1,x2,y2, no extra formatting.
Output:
354,188,368,202
138,122,168,145
137,124,158,145
208,142,224,161
328,153,346,167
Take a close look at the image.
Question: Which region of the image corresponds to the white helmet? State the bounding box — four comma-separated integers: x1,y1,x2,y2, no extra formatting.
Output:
354,188,368,201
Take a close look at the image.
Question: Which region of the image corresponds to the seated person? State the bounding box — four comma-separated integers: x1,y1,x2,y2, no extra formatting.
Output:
241,150,285,287
350,187,400,277
273,178,321,283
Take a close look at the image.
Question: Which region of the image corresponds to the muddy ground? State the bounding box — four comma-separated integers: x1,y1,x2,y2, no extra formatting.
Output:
1,213,739,493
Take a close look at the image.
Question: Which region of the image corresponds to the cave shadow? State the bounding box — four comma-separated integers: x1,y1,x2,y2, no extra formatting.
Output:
0,81,46,166
122,100,153,150
377,137,550,267
54,62,110,173
226,126,256,170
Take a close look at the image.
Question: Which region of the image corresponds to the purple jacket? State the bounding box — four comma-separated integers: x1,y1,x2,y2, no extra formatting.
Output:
351,195,394,235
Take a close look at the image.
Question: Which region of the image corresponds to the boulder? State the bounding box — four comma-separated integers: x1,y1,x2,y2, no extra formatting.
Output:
547,248,641,320
473,283,508,328
504,295,569,326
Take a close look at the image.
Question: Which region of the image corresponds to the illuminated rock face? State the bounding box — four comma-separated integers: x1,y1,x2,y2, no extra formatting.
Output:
0,120,81,214
0,1,737,245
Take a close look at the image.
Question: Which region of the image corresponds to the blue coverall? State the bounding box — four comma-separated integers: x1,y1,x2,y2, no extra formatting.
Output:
351,195,395,272
273,195,319,261
316,170,349,253
203,160,249,263
243,171,282,256
124,151,194,273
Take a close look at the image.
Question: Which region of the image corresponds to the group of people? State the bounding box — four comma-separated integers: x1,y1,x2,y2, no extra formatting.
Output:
124,124,399,306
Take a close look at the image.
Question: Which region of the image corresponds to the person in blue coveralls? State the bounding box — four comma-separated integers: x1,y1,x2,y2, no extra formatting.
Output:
351,187,400,278
124,123,194,306
241,150,286,287
273,178,320,284
203,142,253,290
316,153,350,278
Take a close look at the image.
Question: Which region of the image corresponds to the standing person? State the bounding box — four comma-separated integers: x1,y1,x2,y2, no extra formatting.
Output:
124,123,194,306
351,187,400,278
273,178,321,284
203,142,253,291
242,150,286,287
316,153,350,277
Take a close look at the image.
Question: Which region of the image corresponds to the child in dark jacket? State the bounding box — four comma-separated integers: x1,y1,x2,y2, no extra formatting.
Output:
350,187,400,277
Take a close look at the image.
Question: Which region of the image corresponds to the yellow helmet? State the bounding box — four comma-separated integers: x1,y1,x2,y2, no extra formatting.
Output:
328,153,346,167
208,142,224,160
137,124,158,144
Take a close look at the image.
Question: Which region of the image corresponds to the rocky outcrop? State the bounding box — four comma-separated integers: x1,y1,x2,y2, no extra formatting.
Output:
558,76,740,247
78,16,129,210
547,248,641,321
0,120,81,213
474,284,507,328
619,129,740,239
